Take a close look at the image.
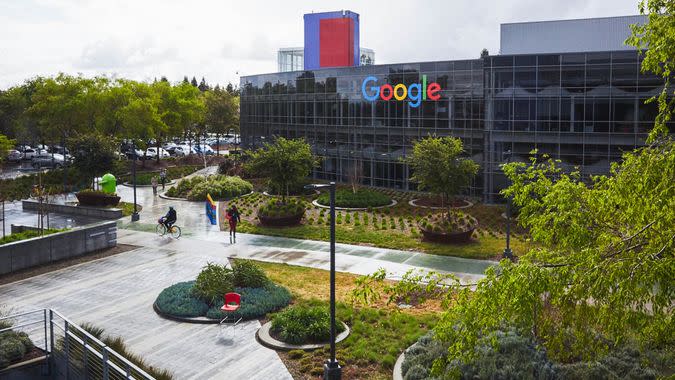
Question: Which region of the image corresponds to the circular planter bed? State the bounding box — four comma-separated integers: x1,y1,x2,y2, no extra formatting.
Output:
75,191,120,207
257,320,350,351
153,280,292,324
165,175,253,201
262,189,319,197
257,199,306,227
409,197,474,210
418,212,478,244
311,198,397,211
258,213,304,227
122,180,175,187
314,188,394,210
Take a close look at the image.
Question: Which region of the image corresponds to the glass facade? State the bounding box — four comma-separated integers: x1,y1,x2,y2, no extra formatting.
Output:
241,51,666,201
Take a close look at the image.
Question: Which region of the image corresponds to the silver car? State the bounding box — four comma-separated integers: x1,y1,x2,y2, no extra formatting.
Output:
6,149,22,163
31,153,66,169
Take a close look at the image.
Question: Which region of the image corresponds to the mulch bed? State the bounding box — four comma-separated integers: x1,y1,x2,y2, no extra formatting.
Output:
0,244,138,285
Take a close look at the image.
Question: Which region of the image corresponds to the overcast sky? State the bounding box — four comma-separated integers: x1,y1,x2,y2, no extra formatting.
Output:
0,0,640,89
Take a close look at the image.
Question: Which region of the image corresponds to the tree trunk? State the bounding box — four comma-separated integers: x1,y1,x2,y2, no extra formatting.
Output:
216,133,220,156
156,137,161,165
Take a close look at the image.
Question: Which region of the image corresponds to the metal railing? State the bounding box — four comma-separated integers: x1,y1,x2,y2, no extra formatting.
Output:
0,308,156,380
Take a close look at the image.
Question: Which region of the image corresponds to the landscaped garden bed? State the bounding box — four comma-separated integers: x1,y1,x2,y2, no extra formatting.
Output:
0,228,65,245
0,328,36,369
252,261,440,379
315,188,393,209
222,190,532,260
409,196,473,209
257,198,306,227
153,260,291,322
165,175,253,201
122,165,201,186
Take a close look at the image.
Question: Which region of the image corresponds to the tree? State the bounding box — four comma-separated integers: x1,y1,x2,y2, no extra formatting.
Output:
204,88,237,156
160,76,169,83
405,136,478,216
480,48,489,58
0,134,15,166
182,76,189,85
190,76,198,87
70,133,117,189
198,77,209,92
626,0,674,139
245,137,318,201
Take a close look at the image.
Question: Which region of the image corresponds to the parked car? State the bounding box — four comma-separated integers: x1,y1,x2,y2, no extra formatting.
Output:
49,145,69,155
122,147,144,160
22,148,48,160
6,149,22,163
145,147,170,159
31,153,66,169
194,144,214,155
173,145,196,156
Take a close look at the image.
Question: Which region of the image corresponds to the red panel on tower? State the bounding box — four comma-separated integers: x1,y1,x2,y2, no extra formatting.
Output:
319,18,354,67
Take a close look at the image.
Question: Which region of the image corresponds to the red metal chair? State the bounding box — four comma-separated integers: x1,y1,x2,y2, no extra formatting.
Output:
219,292,242,337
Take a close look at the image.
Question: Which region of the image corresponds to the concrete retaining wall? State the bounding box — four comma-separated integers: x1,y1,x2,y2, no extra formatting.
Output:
22,199,123,219
0,220,117,275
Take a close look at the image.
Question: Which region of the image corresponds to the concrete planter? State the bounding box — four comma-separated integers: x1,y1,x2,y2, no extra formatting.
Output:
258,212,304,227
256,321,350,351
419,223,476,244
75,192,120,207
0,220,117,275
22,199,123,219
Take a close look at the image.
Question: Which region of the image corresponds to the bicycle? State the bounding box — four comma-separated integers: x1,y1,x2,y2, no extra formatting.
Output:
156,218,182,238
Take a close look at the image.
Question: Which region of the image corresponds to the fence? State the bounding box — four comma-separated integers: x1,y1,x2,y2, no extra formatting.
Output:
0,309,156,380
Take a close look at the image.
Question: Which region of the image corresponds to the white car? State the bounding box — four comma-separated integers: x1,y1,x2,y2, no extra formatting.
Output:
31,153,67,169
173,145,197,156
22,148,48,160
145,147,170,159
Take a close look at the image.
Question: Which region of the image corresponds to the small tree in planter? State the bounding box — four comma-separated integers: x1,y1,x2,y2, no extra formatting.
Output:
245,137,318,200
405,136,478,217
405,136,479,241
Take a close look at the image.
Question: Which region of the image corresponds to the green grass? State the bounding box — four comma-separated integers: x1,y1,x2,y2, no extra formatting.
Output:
238,221,530,259
0,228,65,245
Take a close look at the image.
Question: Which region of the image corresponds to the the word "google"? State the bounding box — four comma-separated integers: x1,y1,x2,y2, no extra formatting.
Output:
361,75,441,108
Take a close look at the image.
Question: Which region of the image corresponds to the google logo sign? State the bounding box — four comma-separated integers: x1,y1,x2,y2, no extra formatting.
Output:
361,75,441,108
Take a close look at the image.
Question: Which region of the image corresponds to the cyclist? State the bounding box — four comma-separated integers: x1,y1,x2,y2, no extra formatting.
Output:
162,206,177,232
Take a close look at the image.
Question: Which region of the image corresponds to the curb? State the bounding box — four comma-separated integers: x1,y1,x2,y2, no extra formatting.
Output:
409,198,474,210
262,190,320,197
256,321,350,351
159,190,254,202
311,198,398,211
393,351,405,380
122,180,175,188
152,302,220,324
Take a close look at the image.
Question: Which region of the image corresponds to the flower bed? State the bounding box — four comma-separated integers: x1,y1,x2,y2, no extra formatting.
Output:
153,261,291,322
166,175,253,201
418,212,478,244
257,199,306,227
316,188,392,208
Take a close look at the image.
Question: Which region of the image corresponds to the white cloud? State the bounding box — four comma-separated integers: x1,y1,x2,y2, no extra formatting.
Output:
0,0,641,89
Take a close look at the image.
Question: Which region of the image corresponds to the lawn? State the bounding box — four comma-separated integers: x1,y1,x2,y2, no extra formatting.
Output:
256,261,440,380
227,187,534,260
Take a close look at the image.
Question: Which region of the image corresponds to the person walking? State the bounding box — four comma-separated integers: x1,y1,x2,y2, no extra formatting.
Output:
159,168,167,190
226,205,241,243
151,176,158,195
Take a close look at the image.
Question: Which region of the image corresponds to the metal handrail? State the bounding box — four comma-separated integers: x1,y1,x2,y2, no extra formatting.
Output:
3,308,157,380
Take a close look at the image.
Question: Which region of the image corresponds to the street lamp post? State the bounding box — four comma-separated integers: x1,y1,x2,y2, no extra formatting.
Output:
502,150,513,261
304,182,341,380
131,143,140,222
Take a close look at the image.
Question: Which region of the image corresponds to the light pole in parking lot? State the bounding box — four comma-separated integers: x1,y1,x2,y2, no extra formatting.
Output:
304,182,340,380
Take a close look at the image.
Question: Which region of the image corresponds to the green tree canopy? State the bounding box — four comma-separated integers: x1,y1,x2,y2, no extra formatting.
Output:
0,134,15,163
626,0,675,139
205,87,238,154
70,133,117,188
245,137,318,201
405,136,479,215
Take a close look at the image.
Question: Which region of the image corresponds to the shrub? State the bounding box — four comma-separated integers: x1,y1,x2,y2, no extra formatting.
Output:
186,175,253,201
206,285,292,320
316,188,391,208
258,198,306,218
553,347,660,379
77,189,117,197
232,260,270,288
154,281,209,317
0,331,34,368
192,263,233,305
419,211,477,234
166,176,205,198
0,228,64,245
271,305,346,345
